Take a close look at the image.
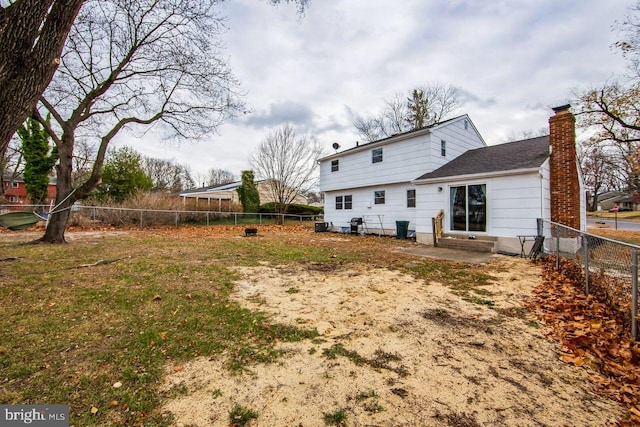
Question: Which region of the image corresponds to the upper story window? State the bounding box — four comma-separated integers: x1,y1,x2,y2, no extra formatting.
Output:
372,148,383,163
464,120,469,131
374,190,385,205
441,140,446,157
407,189,416,208
335,196,343,210
331,159,339,172
11,181,19,188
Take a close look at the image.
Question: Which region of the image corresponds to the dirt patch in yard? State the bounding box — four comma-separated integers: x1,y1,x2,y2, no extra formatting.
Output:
162,256,624,426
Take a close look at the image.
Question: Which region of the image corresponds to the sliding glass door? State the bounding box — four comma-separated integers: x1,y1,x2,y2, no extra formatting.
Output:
450,184,486,232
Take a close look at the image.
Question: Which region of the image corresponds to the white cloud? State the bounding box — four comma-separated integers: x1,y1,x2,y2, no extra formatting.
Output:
118,0,631,179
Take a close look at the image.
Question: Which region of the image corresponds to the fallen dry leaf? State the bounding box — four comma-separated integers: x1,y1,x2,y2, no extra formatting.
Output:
532,257,640,426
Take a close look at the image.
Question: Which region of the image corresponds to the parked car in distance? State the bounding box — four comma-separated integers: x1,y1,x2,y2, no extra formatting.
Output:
609,206,632,212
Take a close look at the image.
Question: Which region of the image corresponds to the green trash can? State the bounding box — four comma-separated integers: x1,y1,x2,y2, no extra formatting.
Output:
396,221,410,239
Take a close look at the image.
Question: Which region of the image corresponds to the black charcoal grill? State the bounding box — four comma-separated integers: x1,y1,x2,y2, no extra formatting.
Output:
350,217,363,234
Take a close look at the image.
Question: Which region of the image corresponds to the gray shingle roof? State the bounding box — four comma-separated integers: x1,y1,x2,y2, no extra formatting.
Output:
180,180,243,195
415,136,550,181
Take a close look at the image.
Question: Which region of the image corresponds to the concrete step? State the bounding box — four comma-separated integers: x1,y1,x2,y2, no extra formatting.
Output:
441,233,497,242
436,236,496,253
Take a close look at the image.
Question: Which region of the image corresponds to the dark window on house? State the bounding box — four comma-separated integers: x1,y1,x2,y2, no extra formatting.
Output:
335,196,343,210
344,195,352,209
464,120,468,131
374,190,385,205
407,189,416,208
372,148,383,163
331,159,339,172
11,181,19,188
8,196,17,202
441,140,446,157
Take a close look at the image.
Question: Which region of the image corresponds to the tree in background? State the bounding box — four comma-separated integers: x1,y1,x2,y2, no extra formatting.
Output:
95,147,152,202
406,89,430,129
207,168,236,187
250,124,324,222
71,139,96,187
0,137,23,201
354,82,462,142
578,138,624,211
575,3,640,193
142,157,194,193
236,170,260,213
17,115,58,205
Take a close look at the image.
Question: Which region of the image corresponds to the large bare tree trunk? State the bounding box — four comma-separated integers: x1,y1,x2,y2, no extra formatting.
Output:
38,134,78,243
0,0,84,155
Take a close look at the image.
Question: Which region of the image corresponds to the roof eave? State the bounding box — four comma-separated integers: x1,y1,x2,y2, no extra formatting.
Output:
412,167,542,185
319,127,433,162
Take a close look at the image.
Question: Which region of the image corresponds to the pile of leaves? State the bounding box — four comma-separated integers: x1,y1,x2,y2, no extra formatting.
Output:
531,257,640,425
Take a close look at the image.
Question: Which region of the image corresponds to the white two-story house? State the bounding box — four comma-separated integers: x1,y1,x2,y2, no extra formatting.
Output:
319,105,585,254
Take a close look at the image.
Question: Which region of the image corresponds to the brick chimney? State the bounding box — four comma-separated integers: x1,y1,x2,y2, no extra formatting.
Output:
549,104,581,229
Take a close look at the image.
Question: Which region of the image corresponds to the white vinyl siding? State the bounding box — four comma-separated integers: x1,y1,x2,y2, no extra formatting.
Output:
414,171,545,239
319,116,485,193
323,183,418,233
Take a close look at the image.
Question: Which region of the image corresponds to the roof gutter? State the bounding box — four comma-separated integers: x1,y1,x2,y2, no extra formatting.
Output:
412,167,542,185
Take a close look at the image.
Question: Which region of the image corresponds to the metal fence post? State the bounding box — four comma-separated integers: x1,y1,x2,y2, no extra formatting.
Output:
139,210,143,230
633,250,638,340
553,225,560,271
583,236,589,296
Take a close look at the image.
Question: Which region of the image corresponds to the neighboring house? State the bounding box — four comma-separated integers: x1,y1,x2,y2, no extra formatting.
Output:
593,191,635,211
319,105,585,254
1,174,57,205
179,179,309,210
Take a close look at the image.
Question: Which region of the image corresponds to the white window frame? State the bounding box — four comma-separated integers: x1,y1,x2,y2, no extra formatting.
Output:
372,148,383,163
344,195,352,210
407,189,416,208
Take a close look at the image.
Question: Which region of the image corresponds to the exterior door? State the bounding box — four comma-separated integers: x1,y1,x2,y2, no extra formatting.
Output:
450,184,486,232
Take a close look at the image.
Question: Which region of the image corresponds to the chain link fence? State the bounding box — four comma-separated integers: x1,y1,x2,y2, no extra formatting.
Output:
0,204,322,228
538,219,640,339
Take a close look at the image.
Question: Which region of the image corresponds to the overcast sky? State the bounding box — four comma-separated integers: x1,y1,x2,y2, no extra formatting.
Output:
115,0,631,184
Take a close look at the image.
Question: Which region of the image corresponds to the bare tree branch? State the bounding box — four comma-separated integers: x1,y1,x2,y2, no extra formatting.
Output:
249,124,324,219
